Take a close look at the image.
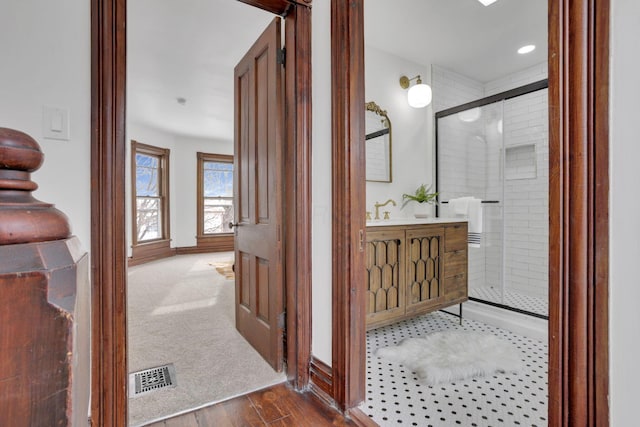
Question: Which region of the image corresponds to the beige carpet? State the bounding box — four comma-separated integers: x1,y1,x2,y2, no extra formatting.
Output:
127,253,285,426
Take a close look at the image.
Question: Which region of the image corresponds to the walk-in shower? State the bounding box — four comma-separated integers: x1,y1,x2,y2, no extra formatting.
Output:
436,80,549,318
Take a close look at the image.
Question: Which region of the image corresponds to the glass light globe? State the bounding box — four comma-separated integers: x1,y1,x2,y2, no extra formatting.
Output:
407,83,432,108
458,107,482,122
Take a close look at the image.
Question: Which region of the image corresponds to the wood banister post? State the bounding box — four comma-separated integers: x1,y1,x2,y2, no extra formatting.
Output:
0,127,91,426
0,127,71,244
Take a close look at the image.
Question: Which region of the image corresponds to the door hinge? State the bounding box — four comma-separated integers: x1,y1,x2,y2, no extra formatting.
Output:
359,229,365,252
277,48,286,66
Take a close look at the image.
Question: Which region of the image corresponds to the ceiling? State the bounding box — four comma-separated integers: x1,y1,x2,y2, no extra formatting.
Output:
127,1,273,141
128,0,547,141
364,0,547,82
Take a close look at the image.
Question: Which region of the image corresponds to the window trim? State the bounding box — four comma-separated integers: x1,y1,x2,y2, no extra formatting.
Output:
196,152,234,251
130,140,171,251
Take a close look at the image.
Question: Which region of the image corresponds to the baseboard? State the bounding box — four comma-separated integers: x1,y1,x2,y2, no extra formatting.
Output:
308,358,376,426
460,300,548,342
347,408,378,427
127,243,233,266
195,234,234,252
309,357,334,407
174,245,232,255
128,241,175,267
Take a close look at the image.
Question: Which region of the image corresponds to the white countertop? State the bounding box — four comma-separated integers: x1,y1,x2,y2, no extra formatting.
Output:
366,217,467,227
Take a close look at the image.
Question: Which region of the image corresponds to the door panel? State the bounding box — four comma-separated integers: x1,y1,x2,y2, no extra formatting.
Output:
238,72,250,223
257,258,270,320
240,252,251,308
233,17,284,371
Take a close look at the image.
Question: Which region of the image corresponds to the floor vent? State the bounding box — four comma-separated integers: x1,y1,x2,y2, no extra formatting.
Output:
129,364,177,397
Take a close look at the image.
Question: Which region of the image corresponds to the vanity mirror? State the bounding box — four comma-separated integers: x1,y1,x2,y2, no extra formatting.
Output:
365,101,392,182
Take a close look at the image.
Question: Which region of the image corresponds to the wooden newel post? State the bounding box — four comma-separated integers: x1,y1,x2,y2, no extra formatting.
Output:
0,128,90,426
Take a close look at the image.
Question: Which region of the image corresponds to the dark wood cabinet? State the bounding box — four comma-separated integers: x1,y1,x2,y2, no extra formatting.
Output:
365,221,468,329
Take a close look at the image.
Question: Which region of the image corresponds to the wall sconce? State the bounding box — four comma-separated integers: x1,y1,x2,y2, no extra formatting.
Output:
399,75,432,108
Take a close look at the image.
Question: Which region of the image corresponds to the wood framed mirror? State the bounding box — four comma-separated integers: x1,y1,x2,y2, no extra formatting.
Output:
365,101,392,183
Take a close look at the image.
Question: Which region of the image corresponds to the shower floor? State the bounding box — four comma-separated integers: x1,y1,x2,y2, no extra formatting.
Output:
361,312,548,426
469,286,548,317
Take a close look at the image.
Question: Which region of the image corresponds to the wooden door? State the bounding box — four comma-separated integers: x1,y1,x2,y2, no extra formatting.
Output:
233,17,284,371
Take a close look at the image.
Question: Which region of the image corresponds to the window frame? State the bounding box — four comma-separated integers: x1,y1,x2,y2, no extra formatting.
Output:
130,141,171,249
196,152,235,251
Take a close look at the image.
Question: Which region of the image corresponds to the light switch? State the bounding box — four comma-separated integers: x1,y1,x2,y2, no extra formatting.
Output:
50,110,64,132
43,106,69,141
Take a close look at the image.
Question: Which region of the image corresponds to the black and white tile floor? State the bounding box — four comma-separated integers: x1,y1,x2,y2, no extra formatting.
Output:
469,286,548,317
361,312,548,427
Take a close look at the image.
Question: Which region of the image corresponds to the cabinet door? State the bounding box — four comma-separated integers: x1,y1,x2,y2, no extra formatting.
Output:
405,226,444,314
365,229,405,328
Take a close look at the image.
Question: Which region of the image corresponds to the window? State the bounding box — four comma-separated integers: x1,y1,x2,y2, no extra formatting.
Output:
131,141,170,246
197,153,234,239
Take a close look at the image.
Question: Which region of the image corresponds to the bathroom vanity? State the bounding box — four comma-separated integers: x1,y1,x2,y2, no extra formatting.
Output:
365,218,468,329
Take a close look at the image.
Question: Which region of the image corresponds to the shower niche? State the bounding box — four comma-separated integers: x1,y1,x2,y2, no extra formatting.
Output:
436,80,549,318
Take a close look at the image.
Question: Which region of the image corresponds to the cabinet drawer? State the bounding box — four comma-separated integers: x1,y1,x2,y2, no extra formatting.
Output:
444,250,466,277
445,224,467,252
444,274,467,299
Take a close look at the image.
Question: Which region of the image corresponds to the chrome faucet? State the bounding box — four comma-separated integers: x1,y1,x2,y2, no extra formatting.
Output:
374,199,396,220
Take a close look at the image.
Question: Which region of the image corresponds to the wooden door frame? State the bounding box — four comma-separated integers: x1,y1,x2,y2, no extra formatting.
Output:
330,0,366,409
330,1,610,425
90,0,312,425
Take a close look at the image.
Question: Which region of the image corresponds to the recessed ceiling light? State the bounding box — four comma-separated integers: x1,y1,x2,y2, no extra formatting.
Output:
478,0,498,6
518,45,536,54
176,97,187,106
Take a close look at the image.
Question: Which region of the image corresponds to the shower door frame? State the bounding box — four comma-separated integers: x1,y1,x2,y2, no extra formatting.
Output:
331,0,610,426
434,79,550,320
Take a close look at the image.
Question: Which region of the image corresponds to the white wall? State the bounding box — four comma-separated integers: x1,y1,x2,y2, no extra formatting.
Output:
431,65,484,112
0,0,91,251
364,46,433,219
310,0,333,365
171,135,232,248
126,122,233,254
609,0,640,424
485,62,548,96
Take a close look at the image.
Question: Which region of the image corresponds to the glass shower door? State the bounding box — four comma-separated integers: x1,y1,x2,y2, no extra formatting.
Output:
501,89,549,316
436,84,549,318
436,100,505,307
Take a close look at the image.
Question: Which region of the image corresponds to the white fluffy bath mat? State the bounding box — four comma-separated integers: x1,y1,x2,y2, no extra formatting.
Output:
375,331,522,386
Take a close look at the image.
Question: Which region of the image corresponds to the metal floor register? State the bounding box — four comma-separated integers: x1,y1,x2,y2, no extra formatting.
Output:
129,364,177,397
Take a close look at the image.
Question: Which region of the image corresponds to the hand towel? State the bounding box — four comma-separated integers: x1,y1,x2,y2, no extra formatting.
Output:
449,196,473,216
448,196,483,248
467,198,483,248
467,198,483,234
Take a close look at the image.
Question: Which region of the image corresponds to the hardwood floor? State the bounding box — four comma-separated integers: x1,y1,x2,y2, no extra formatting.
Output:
145,383,362,427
